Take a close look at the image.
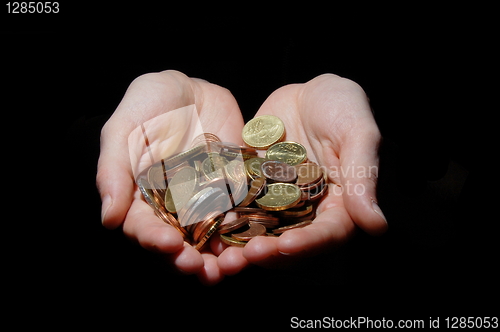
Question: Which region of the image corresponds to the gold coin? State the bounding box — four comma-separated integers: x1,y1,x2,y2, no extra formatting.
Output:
276,204,313,218
201,153,229,180
162,145,205,170
255,183,301,211
220,234,247,247
265,141,307,166
242,115,285,149
164,166,198,213
244,157,266,180
223,159,246,184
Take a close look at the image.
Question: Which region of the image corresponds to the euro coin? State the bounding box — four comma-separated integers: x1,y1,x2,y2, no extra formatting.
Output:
255,183,301,211
244,157,266,180
261,160,297,183
265,141,307,166
164,166,198,213
242,115,285,149
220,234,247,247
202,153,229,180
231,222,267,241
238,177,266,207
295,162,323,186
217,216,249,234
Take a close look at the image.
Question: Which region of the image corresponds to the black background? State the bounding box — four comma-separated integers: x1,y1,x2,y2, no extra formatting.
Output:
3,5,495,328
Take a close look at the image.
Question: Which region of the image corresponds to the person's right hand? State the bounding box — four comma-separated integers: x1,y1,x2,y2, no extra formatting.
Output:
96,70,247,285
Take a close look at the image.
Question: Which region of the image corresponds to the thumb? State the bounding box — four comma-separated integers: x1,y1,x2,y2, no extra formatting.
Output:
339,130,388,236
96,122,135,230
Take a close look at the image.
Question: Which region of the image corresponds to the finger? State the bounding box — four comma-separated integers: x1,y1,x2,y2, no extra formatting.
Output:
243,236,280,264
169,243,205,275
243,236,317,270
217,246,249,276
209,234,227,256
123,197,185,254
339,126,388,235
96,121,135,230
197,253,225,285
277,184,356,255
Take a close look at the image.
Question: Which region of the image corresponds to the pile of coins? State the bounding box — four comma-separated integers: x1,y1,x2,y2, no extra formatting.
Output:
137,115,328,250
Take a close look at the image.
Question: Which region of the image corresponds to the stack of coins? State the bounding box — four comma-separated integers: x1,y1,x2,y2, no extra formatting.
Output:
137,115,328,250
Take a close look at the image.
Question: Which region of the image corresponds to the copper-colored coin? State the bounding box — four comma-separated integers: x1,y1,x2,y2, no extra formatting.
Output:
231,222,267,241
218,142,258,161
193,216,224,251
238,177,266,207
217,216,249,234
247,214,280,228
228,176,248,207
223,159,249,206
308,181,329,201
261,160,297,183
272,219,313,234
232,206,268,215
246,213,279,222
192,211,224,243
295,162,323,186
299,177,325,201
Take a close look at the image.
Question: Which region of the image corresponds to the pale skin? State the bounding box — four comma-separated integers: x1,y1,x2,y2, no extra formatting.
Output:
97,70,388,285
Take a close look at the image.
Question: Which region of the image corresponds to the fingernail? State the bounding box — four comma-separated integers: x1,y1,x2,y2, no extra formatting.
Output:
371,199,387,223
101,194,112,224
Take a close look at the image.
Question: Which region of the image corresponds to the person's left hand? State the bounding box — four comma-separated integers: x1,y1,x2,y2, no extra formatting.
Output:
215,74,388,272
